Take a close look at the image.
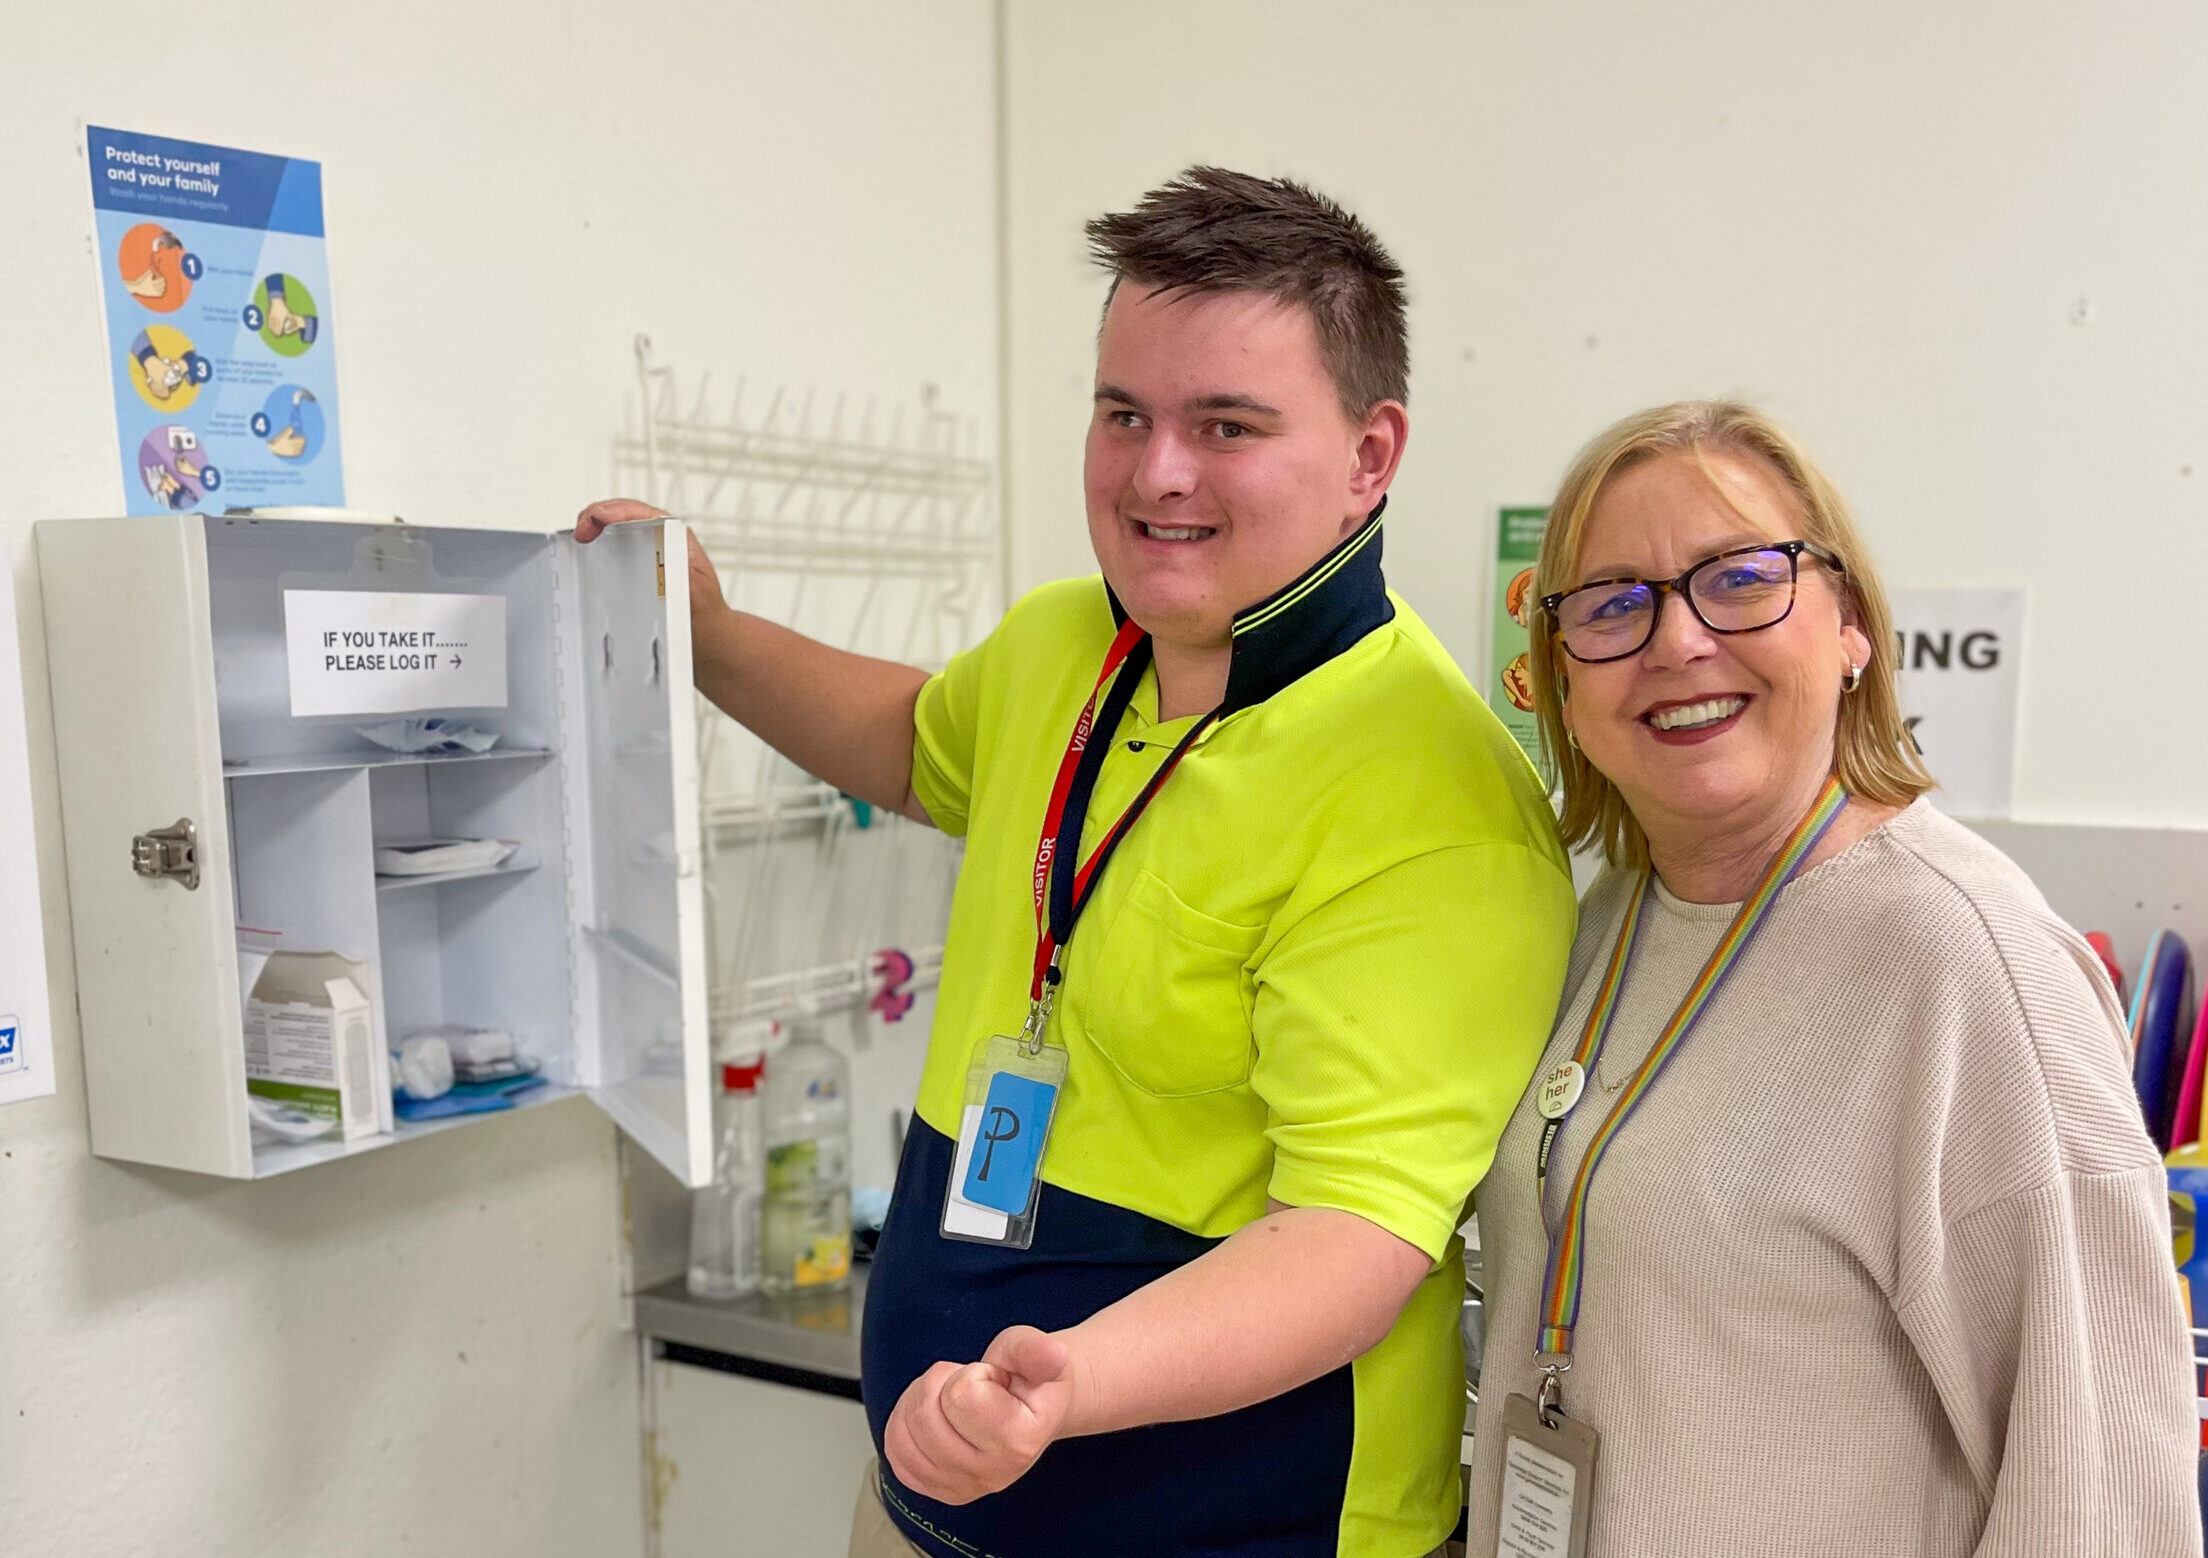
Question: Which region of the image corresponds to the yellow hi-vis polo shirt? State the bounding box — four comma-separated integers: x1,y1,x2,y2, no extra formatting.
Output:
861,515,1576,1558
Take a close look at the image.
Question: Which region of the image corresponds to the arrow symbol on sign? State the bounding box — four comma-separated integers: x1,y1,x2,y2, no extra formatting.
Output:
450,655,463,668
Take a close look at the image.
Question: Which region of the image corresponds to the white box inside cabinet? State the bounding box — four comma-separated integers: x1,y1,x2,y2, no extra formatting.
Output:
36,513,714,1186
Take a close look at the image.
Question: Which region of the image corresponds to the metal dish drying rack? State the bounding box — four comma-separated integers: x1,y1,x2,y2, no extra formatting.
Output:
615,336,997,1036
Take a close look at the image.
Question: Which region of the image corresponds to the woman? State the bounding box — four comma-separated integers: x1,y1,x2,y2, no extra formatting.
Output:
1469,401,2199,1555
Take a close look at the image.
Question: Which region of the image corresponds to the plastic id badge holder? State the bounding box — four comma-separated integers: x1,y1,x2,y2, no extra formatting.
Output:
1493,1392,1598,1558
940,1033,1068,1249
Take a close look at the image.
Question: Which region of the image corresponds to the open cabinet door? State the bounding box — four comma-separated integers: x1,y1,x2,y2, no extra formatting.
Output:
36,516,252,1176
559,521,714,1187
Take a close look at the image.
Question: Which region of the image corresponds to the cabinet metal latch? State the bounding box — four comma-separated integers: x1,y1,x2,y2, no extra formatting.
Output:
132,818,200,890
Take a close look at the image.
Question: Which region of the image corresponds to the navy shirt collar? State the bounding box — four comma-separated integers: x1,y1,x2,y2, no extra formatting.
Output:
1106,500,1395,716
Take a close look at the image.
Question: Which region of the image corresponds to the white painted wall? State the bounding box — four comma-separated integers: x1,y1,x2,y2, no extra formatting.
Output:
0,3,998,1553
1000,0,2208,829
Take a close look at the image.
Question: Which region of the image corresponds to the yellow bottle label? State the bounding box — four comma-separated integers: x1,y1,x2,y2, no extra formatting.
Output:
795,1234,851,1287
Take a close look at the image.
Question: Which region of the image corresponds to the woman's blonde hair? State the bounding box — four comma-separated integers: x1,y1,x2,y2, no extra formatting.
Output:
1530,400,1934,868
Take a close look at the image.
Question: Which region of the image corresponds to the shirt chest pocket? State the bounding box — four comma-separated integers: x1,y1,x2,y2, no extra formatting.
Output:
1081,870,1265,1098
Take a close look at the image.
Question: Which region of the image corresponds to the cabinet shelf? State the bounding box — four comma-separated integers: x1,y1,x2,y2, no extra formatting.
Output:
221,747,555,778
251,1082,581,1178
374,858,540,893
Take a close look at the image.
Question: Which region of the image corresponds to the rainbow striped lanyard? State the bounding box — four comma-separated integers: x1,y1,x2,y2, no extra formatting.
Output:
1532,775,1849,1390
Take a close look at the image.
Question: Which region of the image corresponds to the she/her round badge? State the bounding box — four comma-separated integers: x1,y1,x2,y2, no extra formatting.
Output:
1537,1060,1586,1120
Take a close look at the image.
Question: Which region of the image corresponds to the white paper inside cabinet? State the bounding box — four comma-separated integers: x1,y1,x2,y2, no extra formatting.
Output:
557,522,713,1188
35,516,252,1176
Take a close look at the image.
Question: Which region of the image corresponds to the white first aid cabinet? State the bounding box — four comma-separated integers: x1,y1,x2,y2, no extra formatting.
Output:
36,512,715,1186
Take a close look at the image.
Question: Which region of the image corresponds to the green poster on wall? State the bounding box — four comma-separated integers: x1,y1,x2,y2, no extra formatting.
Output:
1489,506,1548,764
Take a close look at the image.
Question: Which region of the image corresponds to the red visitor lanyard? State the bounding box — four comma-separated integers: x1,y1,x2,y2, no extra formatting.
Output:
1026,619,1220,1004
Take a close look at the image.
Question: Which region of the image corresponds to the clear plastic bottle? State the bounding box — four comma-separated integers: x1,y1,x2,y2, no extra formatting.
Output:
687,1051,767,1301
760,1009,853,1297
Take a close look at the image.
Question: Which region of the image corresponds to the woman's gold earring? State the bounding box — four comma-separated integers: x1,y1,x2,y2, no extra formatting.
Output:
1843,664,1863,693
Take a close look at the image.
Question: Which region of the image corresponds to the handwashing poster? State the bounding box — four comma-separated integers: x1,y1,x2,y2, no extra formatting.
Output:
86,126,344,515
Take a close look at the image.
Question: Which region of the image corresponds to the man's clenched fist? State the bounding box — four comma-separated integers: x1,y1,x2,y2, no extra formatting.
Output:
883,1325,1080,1506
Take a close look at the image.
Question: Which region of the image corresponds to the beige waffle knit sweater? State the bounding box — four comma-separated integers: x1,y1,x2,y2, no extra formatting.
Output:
1468,801,2200,1556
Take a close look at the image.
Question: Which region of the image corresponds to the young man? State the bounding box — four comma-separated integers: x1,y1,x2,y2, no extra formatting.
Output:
578,167,1575,1558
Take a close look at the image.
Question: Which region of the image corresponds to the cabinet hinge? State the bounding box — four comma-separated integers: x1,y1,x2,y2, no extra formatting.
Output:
131,818,200,890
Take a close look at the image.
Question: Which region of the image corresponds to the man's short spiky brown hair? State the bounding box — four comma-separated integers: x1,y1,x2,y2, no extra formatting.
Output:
1084,166,1410,420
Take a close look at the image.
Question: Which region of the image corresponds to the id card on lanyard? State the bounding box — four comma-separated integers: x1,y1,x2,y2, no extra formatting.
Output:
1494,776,1848,1555
939,619,1220,1249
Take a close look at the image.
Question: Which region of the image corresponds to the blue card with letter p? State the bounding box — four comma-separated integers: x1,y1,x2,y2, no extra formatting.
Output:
960,1071,1057,1215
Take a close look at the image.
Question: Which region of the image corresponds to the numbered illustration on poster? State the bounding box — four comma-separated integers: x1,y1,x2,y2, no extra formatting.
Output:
1889,587,2025,819
115,221,199,313
125,326,210,410
244,273,321,354
136,424,221,510
252,386,325,462
87,126,344,515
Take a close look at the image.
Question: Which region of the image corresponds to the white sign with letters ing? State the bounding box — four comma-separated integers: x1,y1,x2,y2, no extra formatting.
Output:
284,589,508,717
1889,587,2025,819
